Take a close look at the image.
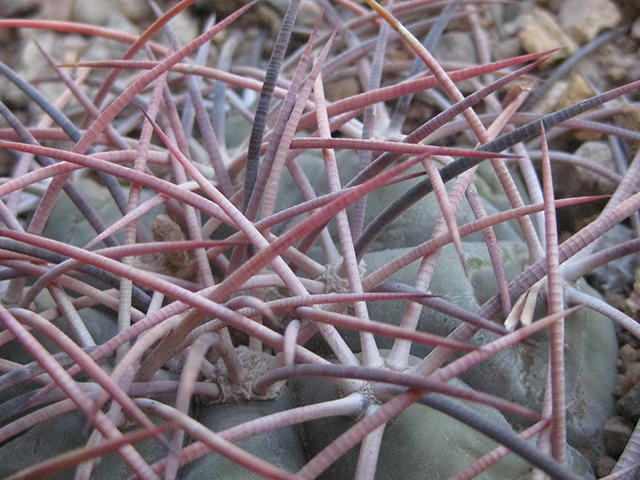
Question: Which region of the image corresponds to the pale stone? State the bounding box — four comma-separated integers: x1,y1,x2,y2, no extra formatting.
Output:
555,75,596,111
532,80,569,114
632,16,640,40
15,30,64,104
617,379,640,419
72,0,114,25
433,32,479,65
616,104,640,134
619,344,639,370
604,416,634,458
571,140,617,195
72,0,152,25
559,0,622,44
614,362,640,397
39,0,74,21
518,8,577,65
169,11,200,53
596,456,617,477
2,0,40,16
585,225,637,296
298,0,323,27
324,77,360,103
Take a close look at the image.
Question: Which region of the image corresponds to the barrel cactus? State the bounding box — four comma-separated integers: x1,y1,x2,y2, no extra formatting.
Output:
0,1,638,479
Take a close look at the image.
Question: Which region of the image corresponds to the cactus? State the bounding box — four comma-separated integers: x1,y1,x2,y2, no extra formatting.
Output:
0,1,638,479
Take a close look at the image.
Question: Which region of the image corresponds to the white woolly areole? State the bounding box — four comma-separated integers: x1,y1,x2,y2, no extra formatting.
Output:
209,346,284,403
315,257,366,314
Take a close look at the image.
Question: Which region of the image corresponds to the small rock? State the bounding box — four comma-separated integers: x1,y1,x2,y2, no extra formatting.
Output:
584,225,636,296
39,0,73,21
617,380,640,419
616,104,640,141
519,8,577,65
79,14,141,62
73,1,120,24
324,77,360,103
604,416,634,458
492,37,523,62
73,0,152,24
574,129,606,143
533,80,569,114
633,16,640,40
2,0,41,17
556,75,597,112
620,344,640,371
596,455,617,477
567,140,617,195
0,150,15,177
558,0,621,44
613,363,640,397
626,266,640,318
433,32,479,65
627,290,640,319
58,34,90,66
297,0,323,27
433,32,479,93
529,74,600,135
168,10,200,52
598,43,640,84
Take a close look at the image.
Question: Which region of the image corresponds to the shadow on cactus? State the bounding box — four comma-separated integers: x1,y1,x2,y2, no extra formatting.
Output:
0,0,638,479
